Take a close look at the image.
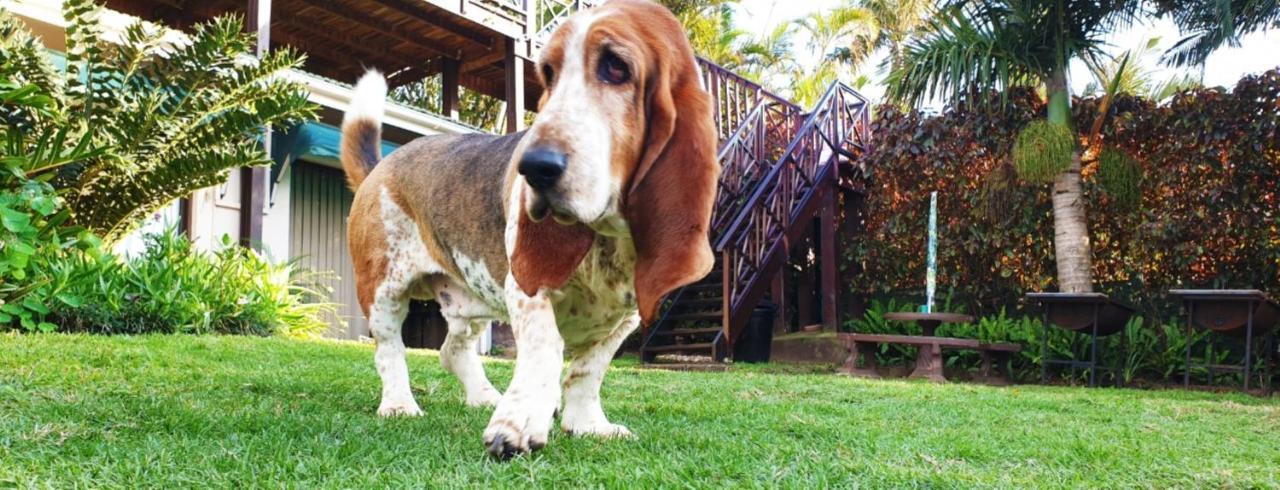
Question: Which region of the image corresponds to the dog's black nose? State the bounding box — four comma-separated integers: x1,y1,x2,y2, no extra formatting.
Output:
518,148,567,191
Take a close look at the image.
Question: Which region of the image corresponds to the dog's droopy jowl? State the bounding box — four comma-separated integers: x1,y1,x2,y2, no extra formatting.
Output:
339,0,718,459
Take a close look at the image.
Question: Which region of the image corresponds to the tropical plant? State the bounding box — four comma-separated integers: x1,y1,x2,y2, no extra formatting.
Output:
0,0,315,243
1155,0,1280,67
861,0,936,75
45,227,334,336
1082,36,1204,101
887,0,1153,294
787,5,879,106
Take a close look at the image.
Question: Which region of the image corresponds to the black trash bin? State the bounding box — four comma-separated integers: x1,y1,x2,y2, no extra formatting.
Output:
733,301,777,363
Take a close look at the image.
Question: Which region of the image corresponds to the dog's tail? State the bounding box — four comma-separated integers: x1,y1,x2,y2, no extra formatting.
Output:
340,70,387,190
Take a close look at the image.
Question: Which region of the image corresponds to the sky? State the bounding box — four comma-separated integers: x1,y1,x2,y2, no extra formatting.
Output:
732,0,1280,106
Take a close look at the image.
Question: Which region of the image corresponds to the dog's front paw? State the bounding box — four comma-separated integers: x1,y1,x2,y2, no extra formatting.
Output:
483,400,553,460
377,399,424,417
563,420,634,439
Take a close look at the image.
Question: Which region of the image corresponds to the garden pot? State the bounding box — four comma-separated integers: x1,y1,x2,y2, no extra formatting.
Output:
734,301,777,363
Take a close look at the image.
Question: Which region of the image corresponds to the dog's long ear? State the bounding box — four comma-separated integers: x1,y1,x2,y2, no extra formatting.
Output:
511,187,596,297
625,34,719,325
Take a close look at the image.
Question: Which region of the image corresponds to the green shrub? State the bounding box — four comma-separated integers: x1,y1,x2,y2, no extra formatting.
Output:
43,228,334,337
846,298,1242,385
0,178,100,332
1012,120,1075,183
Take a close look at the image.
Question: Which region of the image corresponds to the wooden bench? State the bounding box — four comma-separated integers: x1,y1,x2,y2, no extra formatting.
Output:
837,333,1022,385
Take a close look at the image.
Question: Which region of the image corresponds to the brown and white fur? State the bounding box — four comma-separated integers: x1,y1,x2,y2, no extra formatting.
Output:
340,0,718,459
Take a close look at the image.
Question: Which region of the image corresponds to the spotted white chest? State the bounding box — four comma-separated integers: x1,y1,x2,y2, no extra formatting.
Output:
550,233,638,353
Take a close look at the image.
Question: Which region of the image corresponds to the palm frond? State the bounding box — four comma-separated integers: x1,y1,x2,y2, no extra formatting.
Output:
1156,0,1279,67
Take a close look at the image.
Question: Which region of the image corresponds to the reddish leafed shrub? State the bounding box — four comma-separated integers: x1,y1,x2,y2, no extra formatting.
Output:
852,70,1280,317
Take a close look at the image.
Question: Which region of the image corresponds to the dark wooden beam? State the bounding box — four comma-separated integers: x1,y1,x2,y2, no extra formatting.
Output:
275,19,411,75
377,0,496,50
240,0,270,250
819,187,839,331
503,37,525,133
462,49,506,74
441,57,460,120
298,1,460,60
387,66,431,89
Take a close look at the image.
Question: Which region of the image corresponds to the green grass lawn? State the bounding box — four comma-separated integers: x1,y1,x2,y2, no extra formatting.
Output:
2,334,1278,488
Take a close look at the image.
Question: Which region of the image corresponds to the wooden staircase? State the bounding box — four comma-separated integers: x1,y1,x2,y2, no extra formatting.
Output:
640,60,873,363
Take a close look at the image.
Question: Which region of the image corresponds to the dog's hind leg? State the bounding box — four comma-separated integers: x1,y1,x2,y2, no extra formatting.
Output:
560,313,640,438
368,284,421,417
440,316,502,407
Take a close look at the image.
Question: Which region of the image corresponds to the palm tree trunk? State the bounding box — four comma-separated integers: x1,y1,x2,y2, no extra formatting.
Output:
1045,69,1094,293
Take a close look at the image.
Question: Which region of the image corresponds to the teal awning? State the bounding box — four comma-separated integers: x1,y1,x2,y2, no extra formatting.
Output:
272,120,401,169
270,121,402,204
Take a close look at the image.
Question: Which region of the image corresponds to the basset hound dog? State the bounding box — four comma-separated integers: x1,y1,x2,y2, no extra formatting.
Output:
339,0,717,459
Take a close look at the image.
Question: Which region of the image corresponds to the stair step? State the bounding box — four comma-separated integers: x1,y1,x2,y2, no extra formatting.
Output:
666,311,723,322
642,342,716,353
653,327,722,337
685,283,722,292
680,297,723,307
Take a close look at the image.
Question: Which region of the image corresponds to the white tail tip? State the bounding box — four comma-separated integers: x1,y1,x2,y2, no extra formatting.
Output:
345,70,387,127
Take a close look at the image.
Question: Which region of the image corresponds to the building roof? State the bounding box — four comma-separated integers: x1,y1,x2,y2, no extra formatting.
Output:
101,0,564,111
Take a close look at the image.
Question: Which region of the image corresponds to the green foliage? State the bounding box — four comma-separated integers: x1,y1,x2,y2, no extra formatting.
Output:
1154,0,1280,67
847,300,1238,385
1096,146,1141,208
42,227,333,336
0,0,316,242
887,0,1145,107
389,75,508,133
1012,120,1075,183
0,178,100,332
856,71,1280,314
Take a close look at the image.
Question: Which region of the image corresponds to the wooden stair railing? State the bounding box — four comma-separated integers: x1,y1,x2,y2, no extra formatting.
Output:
641,80,872,362
715,82,871,349
636,60,800,362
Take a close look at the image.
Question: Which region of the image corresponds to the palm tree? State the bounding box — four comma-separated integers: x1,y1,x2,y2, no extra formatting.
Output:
861,0,936,75
666,1,749,69
789,6,879,106
887,0,1147,293
738,23,797,86
796,6,879,67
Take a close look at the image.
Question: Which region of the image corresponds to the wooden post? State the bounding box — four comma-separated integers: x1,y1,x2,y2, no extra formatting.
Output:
503,38,525,134
771,271,787,333
819,187,839,331
240,0,271,250
840,188,867,326
441,57,460,120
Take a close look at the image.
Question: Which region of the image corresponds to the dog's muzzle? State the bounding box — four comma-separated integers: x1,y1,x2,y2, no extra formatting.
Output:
518,148,577,225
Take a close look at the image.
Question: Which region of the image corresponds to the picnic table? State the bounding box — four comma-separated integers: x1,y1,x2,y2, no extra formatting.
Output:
838,312,1021,384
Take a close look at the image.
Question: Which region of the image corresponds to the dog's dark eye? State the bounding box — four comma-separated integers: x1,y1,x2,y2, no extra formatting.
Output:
597,51,630,85
541,64,555,85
